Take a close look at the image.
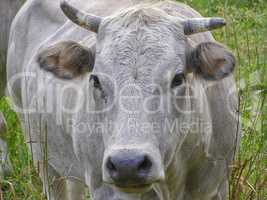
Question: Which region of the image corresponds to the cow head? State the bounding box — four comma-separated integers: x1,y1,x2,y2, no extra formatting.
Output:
37,0,235,197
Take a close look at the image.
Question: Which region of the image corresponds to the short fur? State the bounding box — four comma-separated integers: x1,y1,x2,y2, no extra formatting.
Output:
187,42,235,80
37,41,95,79
7,0,240,200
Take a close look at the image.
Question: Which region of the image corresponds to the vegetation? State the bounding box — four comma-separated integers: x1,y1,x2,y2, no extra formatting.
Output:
0,0,266,199
0,98,44,200
192,0,267,199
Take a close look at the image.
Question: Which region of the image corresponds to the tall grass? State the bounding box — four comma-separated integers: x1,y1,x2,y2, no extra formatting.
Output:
0,98,45,200
183,0,267,199
0,0,266,199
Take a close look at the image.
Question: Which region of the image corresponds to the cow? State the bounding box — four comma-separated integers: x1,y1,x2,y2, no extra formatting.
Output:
0,0,25,97
7,0,241,199
0,0,25,181
0,0,24,52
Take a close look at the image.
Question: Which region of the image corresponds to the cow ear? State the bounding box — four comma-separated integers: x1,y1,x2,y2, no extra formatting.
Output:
37,41,95,79
186,42,235,80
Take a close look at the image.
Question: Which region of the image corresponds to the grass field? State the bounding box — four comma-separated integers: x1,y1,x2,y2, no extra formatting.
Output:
0,0,266,199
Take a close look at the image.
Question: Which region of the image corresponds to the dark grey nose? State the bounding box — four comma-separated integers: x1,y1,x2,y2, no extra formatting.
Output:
106,151,153,186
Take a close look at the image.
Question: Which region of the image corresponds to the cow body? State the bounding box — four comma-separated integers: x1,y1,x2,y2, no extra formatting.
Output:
7,0,240,199
0,0,24,97
0,0,25,180
0,0,24,52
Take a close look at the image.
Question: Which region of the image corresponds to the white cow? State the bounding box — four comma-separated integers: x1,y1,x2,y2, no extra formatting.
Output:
7,0,240,199
0,0,25,97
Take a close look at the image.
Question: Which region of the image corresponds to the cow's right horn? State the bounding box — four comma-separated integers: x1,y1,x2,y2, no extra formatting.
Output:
60,0,102,33
183,17,226,35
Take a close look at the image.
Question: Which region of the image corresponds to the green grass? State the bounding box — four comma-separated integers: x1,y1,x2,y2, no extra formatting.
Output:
0,0,266,199
183,0,267,199
0,98,45,200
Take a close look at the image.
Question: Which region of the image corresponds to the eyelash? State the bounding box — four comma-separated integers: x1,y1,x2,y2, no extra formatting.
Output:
91,73,185,92
90,75,109,103
90,74,102,89
171,73,185,89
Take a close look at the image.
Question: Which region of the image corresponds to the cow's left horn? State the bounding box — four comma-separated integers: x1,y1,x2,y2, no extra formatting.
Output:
60,0,102,33
183,18,226,35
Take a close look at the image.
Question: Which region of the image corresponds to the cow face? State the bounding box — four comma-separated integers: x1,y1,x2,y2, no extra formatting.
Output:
37,1,235,196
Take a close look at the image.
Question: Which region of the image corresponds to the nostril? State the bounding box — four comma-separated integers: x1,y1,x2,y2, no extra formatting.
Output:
106,157,117,173
105,152,155,184
137,155,152,174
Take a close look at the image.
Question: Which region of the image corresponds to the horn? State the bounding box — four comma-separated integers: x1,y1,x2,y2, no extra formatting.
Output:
183,18,226,35
60,0,102,33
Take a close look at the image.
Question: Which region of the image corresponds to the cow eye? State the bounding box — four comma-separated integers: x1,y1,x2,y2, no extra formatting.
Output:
90,74,102,90
171,72,185,89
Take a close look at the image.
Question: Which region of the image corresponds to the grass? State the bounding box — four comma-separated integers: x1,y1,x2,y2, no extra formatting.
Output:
182,0,267,198
0,0,266,199
0,98,45,200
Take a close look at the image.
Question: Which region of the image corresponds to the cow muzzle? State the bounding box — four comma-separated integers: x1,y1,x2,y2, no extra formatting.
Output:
102,146,164,193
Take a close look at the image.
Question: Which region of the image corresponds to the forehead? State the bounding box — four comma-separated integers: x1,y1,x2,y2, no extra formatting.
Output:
95,7,187,85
